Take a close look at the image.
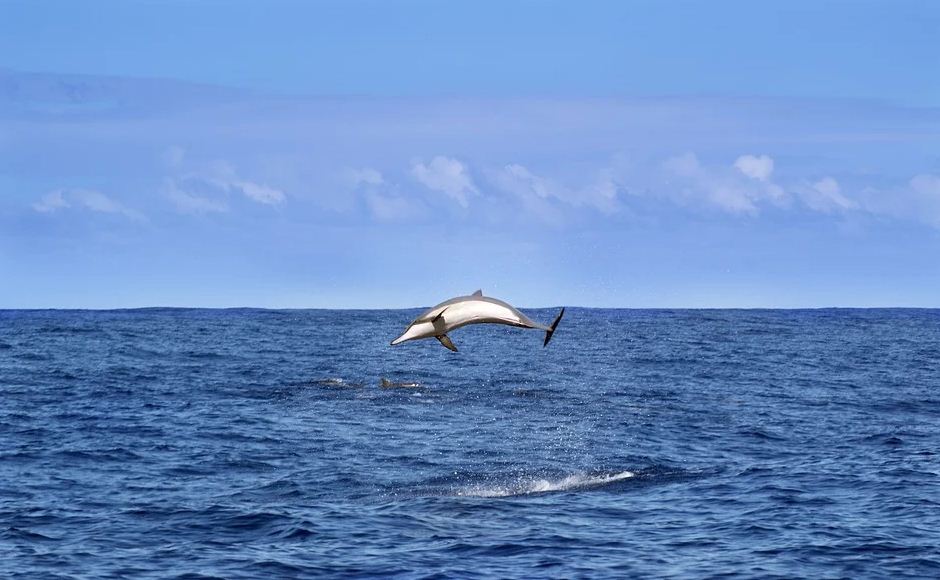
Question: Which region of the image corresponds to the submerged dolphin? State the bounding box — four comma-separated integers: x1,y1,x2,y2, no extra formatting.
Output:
380,378,422,388
390,290,565,352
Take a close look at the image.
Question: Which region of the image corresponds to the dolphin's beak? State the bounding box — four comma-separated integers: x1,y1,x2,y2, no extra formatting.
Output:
390,326,414,345
390,323,426,346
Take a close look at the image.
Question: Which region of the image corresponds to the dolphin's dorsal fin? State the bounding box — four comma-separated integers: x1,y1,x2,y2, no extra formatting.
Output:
436,334,458,352
472,289,483,297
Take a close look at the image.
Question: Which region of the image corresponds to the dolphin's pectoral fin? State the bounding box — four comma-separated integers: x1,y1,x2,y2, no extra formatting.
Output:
472,289,483,297
436,334,458,352
432,307,449,334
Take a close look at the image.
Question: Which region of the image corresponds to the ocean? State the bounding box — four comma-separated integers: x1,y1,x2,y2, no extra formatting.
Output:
2,308,939,578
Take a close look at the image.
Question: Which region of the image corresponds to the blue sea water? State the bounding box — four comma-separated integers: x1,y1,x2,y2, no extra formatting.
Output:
1,308,939,578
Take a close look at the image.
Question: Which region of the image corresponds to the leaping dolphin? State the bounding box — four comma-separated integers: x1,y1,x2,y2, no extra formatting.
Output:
390,290,565,352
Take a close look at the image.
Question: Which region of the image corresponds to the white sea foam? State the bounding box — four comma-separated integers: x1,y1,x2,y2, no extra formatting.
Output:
315,377,346,386
456,470,635,498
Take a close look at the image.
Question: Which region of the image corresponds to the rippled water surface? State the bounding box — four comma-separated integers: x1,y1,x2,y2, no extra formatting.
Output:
2,308,939,578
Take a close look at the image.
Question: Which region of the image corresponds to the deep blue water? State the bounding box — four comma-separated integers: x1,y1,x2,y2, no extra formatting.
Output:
2,308,939,578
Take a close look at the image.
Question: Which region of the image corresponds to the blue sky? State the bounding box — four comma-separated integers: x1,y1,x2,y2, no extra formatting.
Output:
1,0,939,308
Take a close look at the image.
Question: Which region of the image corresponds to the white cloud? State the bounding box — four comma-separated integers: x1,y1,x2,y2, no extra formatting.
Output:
32,189,144,220
797,177,857,213
842,173,940,227
663,152,703,179
164,179,228,214
492,164,565,224
707,184,760,214
660,153,788,215
653,153,940,227
500,164,553,199
584,172,620,213
337,167,426,221
891,173,940,227
236,180,285,205
411,156,478,207
72,190,120,213
345,167,384,187
164,161,286,213
491,163,620,222
73,190,146,220
206,162,285,205
365,192,423,221
734,154,774,181
32,190,70,213
662,153,758,214
909,174,940,226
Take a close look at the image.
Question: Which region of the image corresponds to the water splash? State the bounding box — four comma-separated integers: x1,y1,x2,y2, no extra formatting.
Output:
456,470,635,498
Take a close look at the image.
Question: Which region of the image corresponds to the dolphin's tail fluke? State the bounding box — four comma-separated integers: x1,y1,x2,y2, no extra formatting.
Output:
543,307,565,347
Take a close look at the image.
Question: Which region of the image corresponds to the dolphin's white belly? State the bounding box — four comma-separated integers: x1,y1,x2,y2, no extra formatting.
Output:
435,300,521,329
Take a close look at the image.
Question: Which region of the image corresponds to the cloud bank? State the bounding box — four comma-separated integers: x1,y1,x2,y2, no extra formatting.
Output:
5,71,940,308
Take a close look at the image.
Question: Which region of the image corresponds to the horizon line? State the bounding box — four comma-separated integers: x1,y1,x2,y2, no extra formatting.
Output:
3,305,940,312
